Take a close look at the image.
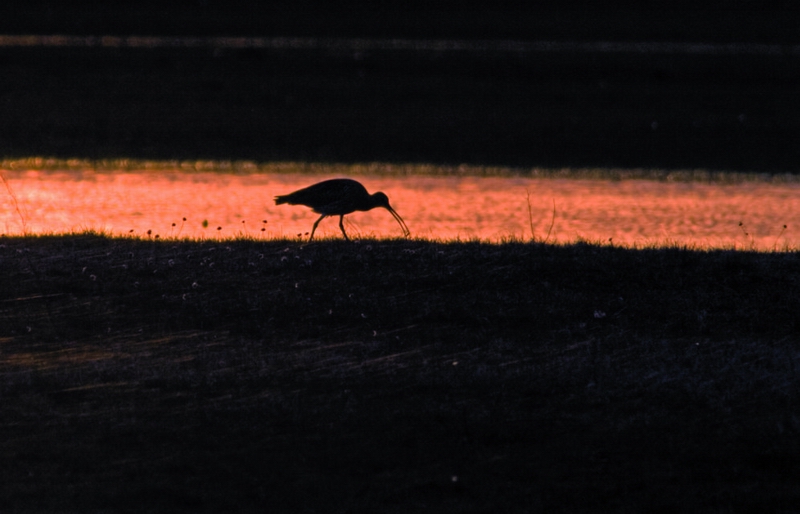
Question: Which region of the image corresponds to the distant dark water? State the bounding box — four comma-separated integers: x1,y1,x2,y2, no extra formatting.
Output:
1,31,798,172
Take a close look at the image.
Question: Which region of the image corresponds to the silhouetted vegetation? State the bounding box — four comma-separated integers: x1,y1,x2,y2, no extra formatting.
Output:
2,234,799,512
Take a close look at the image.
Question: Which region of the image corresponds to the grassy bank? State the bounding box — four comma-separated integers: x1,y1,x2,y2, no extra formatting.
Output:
1,234,799,512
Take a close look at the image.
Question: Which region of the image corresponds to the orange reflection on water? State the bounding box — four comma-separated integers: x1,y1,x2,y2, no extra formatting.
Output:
2,170,799,250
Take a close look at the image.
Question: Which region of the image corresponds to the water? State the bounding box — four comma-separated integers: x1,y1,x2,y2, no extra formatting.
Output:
2,168,798,250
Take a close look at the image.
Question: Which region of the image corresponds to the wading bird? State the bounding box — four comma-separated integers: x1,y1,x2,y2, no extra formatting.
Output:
274,178,410,241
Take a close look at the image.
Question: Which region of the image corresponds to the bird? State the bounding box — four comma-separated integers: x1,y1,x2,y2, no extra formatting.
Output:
274,178,410,241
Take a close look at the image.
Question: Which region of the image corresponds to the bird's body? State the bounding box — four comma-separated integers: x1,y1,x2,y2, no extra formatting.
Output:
275,178,410,241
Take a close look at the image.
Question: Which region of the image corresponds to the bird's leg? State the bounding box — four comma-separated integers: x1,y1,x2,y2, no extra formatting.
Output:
309,214,326,241
338,215,349,241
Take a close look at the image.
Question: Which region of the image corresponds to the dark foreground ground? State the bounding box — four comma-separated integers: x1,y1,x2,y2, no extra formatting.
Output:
1,234,799,512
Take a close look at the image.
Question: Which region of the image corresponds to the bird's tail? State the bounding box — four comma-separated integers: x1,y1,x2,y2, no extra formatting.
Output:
274,195,289,205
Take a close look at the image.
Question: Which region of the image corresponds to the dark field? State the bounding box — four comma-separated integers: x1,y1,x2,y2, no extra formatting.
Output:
1,234,800,512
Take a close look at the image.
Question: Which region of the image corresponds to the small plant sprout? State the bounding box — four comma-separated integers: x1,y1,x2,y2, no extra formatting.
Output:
526,192,556,244
738,221,756,249
1,171,28,234
773,224,788,250
544,199,556,244
171,217,187,237
526,188,535,240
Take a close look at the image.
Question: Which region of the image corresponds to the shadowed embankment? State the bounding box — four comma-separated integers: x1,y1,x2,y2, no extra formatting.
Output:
1,234,798,512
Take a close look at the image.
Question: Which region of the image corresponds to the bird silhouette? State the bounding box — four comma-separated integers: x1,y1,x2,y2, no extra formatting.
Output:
274,178,410,241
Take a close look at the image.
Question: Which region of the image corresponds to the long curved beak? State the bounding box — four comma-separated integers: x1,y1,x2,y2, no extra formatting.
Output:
386,205,411,238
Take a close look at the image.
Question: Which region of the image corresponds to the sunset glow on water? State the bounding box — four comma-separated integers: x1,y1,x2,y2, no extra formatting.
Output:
2,167,798,250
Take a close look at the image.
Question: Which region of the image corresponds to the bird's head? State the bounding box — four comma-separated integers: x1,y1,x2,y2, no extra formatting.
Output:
371,192,410,238
371,192,391,208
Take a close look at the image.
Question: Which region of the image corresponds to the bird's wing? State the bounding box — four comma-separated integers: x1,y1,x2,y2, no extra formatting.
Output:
279,179,368,213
